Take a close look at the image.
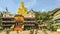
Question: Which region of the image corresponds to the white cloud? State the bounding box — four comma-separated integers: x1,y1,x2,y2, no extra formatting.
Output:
41,9,46,12
25,0,37,8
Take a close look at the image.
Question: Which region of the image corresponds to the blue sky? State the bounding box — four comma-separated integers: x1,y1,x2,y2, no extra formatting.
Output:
0,0,60,13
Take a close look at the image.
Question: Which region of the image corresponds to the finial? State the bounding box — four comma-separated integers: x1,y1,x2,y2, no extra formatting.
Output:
5,7,8,12
20,0,24,8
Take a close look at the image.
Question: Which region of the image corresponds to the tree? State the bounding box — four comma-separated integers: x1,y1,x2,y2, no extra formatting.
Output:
35,11,52,23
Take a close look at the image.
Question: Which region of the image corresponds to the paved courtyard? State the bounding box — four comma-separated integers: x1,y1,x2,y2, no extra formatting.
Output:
0,30,60,34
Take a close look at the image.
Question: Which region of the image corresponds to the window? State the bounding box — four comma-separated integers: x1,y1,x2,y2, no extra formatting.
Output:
55,20,60,23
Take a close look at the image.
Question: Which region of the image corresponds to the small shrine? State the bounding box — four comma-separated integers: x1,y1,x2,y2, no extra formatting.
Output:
14,14,24,31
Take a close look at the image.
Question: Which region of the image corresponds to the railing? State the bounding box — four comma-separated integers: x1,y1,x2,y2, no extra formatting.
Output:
24,21,35,23
2,24,13,26
2,21,15,23
24,24,35,26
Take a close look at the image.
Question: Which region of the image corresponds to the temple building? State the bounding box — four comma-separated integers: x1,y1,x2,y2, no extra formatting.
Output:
52,8,60,29
1,1,38,30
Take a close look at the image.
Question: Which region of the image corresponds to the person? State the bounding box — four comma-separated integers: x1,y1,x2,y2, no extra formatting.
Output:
35,29,38,34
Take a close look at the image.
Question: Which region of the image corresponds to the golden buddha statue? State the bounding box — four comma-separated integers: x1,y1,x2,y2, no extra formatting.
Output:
17,1,28,16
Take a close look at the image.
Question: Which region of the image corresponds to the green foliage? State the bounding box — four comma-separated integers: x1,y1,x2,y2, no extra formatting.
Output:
47,24,58,31
35,11,52,21
52,25,58,31
35,11,53,30
9,14,13,16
